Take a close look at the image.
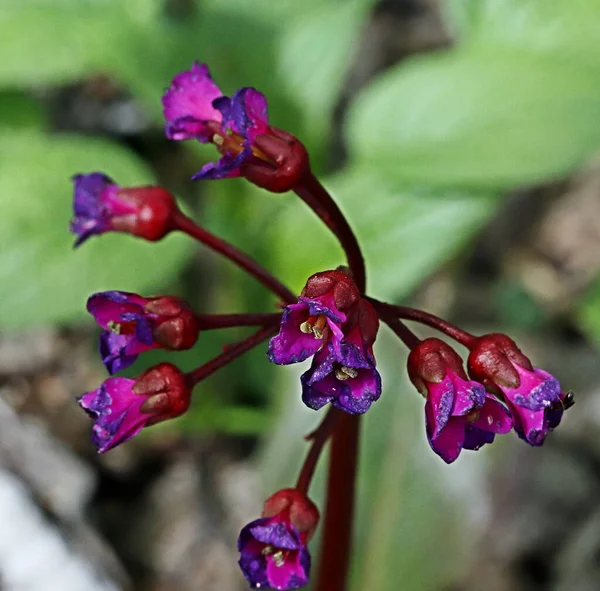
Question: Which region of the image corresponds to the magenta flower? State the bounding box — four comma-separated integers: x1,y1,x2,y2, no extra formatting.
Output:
70,173,178,246
408,338,512,463
301,302,382,414
267,270,360,365
468,334,572,446
78,363,191,453
238,489,319,590
162,62,269,181
424,371,512,463
88,291,199,374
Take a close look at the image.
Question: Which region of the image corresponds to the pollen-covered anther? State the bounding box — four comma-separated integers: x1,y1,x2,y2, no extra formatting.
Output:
107,320,121,334
272,550,285,568
261,545,273,556
335,366,358,381
213,133,224,146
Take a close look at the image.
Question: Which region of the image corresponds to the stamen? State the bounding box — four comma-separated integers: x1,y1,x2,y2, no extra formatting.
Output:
272,550,285,567
261,545,274,556
107,320,121,335
312,315,327,340
335,366,358,381
213,133,224,146
300,321,313,334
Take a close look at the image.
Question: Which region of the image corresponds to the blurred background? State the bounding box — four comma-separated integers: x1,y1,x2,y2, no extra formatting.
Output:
1,0,600,589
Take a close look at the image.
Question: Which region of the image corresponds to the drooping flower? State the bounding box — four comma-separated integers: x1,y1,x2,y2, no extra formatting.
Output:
70,173,178,246
162,62,309,191
162,62,269,180
267,270,360,366
408,338,513,463
87,291,199,374
301,299,382,414
78,363,191,453
238,489,319,590
468,333,573,446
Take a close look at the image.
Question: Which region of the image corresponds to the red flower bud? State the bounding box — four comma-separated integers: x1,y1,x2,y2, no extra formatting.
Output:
262,488,320,542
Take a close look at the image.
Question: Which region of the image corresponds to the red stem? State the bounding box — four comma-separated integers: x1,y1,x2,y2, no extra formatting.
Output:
187,324,278,386
294,173,366,293
314,414,360,591
368,298,476,348
172,210,296,304
195,312,281,330
295,408,342,494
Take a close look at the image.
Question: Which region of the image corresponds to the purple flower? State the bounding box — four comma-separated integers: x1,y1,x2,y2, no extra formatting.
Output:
301,325,382,414
78,363,191,453
408,338,513,463
70,173,134,246
88,291,200,375
87,291,159,374
162,62,269,181
238,517,311,590
424,370,512,463
267,270,361,366
497,365,568,446
467,333,573,446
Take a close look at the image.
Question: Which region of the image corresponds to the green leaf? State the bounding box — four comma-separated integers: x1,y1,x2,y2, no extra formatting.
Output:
0,91,46,130
267,169,497,299
0,7,121,86
276,0,373,147
577,279,600,347
347,48,600,190
0,132,193,328
447,0,600,66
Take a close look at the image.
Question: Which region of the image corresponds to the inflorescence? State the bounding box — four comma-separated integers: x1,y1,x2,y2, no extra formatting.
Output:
71,62,574,591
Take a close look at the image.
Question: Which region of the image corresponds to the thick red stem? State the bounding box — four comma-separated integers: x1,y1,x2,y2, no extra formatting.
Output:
368,298,476,348
187,324,278,386
315,414,360,591
195,312,281,330
294,173,366,293
172,210,296,304
295,408,341,494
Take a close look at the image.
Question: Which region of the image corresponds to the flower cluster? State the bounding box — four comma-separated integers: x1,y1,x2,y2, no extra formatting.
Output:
69,61,573,590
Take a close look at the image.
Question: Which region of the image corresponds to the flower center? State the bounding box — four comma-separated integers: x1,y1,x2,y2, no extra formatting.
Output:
107,320,137,335
334,365,358,381
299,315,328,340
261,545,286,568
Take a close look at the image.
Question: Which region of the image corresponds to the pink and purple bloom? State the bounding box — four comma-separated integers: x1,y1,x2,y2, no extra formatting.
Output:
408,338,513,463
88,291,199,374
267,270,360,366
238,489,319,590
162,62,269,181
467,334,572,446
71,174,178,246
78,363,191,453
301,303,382,414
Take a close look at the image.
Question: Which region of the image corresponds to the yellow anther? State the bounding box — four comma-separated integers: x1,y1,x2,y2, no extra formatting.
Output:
299,321,313,334
107,321,121,335
335,366,358,381
261,545,274,556
213,133,224,146
272,550,285,567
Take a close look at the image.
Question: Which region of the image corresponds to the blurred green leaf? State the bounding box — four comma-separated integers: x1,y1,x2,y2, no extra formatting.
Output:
0,132,193,328
446,0,600,65
276,0,372,149
347,48,600,190
267,170,497,299
577,279,600,347
0,7,121,86
0,91,46,130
